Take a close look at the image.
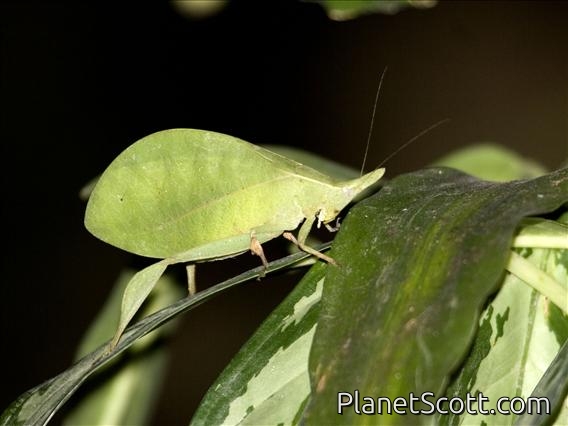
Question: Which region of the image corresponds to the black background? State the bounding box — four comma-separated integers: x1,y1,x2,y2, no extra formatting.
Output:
1,1,566,424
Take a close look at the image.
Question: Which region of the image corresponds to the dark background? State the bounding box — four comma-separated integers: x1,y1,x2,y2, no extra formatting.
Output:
1,1,566,424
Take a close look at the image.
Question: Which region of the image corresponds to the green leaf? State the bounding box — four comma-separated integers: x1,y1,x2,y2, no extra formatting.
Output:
315,0,437,21
63,347,168,426
112,260,170,348
191,263,326,425
513,218,568,249
78,175,99,201
507,250,567,313
302,167,567,424
63,270,183,426
442,247,568,425
514,339,568,426
433,144,547,182
0,248,321,426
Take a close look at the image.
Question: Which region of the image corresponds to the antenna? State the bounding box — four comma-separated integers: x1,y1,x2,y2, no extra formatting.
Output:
360,67,388,176
377,118,450,168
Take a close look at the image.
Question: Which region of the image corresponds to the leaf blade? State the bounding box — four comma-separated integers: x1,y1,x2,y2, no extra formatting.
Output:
112,260,169,348
0,248,322,426
190,264,326,426
303,167,568,424
442,246,568,426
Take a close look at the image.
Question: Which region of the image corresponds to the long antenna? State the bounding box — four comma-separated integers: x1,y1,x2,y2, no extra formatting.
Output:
360,67,388,176
377,118,451,168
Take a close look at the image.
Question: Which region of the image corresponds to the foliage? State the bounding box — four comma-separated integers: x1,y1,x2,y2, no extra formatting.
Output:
2,140,566,426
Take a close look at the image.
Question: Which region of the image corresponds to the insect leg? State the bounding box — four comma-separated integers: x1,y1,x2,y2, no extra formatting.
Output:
283,216,337,265
324,217,341,232
298,214,317,244
186,264,196,296
283,232,337,265
250,232,269,277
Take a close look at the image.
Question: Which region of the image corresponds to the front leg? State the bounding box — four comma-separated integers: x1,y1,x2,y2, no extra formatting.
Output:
283,215,337,265
324,217,341,232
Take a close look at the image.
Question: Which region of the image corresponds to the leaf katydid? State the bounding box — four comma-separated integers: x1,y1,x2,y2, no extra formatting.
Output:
85,129,385,346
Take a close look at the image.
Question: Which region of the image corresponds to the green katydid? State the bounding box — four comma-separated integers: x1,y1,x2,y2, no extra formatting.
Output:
85,129,384,347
